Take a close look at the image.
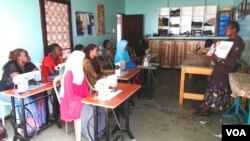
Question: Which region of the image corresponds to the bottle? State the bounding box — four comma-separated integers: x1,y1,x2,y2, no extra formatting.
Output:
191,28,195,36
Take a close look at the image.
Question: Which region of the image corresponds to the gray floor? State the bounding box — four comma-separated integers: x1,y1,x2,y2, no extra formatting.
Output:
3,69,235,141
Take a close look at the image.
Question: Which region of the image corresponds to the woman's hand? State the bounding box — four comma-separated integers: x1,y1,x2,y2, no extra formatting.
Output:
212,54,223,64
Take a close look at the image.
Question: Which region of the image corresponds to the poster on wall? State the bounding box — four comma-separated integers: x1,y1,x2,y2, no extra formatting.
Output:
75,11,95,36
238,2,243,19
97,4,105,35
245,0,250,15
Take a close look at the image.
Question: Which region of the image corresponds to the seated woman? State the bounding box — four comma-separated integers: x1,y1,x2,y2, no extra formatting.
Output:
41,43,62,82
114,39,137,68
103,40,115,69
83,44,115,88
114,40,142,98
0,48,46,134
60,50,105,141
41,43,62,124
74,44,85,52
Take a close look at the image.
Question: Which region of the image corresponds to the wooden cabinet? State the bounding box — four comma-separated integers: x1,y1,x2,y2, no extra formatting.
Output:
160,40,174,67
149,40,161,62
149,40,205,68
174,40,186,68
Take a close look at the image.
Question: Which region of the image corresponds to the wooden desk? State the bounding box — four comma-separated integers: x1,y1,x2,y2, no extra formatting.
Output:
179,54,213,105
118,68,140,81
82,83,141,141
0,82,54,141
1,82,53,98
137,63,159,99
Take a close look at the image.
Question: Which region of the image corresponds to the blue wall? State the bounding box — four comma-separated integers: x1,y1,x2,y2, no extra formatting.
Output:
233,0,250,65
72,0,125,46
0,0,44,69
0,0,125,70
125,0,234,35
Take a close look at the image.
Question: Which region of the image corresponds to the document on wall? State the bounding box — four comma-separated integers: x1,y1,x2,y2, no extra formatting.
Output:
206,41,234,59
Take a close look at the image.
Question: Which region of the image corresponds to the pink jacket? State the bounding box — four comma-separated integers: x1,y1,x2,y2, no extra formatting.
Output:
60,71,90,122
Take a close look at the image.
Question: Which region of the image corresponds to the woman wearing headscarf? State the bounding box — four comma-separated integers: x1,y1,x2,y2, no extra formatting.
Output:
0,48,46,134
60,50,105,141
114,39,136,68
194,21,245,116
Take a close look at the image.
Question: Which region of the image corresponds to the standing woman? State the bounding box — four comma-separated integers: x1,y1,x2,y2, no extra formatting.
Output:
194,21,245,116
0,48,46,134
41,43,62,81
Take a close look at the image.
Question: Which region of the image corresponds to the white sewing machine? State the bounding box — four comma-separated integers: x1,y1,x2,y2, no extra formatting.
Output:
13,70,41,93
94,74,120,100
115,60,127,76
143,49,151,67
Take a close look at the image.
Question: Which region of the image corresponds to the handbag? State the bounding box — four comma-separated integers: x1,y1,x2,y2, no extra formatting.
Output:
0,122,8,141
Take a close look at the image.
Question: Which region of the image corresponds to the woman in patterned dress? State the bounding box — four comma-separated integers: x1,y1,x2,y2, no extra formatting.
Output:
194,21,245,116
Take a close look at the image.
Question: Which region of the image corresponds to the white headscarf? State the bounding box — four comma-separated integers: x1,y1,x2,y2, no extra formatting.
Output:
60,50,85,98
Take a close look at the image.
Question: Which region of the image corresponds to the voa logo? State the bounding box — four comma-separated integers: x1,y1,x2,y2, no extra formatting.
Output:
226,129,247,136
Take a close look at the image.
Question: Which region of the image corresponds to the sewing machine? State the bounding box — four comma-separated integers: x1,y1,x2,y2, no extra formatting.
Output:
94,74,119,100
55,63,65,71
143,49,151,67
115,60,127,76
13,70,41,93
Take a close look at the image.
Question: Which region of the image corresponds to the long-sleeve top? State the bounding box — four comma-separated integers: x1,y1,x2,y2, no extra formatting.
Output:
60,71,90,122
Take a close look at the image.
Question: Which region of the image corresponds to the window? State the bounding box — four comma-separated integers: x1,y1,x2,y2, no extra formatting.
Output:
40,0,73,58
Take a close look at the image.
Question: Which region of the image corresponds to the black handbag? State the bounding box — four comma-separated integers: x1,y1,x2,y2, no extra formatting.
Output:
0,122,8,141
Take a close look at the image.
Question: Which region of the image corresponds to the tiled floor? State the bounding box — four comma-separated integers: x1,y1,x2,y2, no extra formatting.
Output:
3,69,234,141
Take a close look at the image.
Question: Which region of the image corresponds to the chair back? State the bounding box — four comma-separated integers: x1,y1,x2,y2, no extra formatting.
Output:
53,75,62,103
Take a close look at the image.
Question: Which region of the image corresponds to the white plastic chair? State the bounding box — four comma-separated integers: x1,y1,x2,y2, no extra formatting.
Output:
53,75,81,141
0,100,12,126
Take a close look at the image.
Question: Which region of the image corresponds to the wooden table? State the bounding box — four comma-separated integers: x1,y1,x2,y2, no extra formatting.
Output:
0,82,54,141
137,63,159,98
179,53,213,105
118,68,141,81
82,83,141,141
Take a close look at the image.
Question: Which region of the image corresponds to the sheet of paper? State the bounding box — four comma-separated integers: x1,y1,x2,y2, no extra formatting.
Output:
214,41,234,59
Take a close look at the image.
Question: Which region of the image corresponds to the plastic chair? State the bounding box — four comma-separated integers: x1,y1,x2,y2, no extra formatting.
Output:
0,100,12,126
53,75,81,141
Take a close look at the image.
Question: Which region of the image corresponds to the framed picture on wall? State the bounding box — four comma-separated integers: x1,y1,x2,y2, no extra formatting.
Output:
75,11,95,36
97,4,105,35
238,2,243,19
245,0,250,15
242,0,247,19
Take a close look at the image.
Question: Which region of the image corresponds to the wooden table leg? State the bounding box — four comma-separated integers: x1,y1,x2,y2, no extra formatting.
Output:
179,66,185,105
